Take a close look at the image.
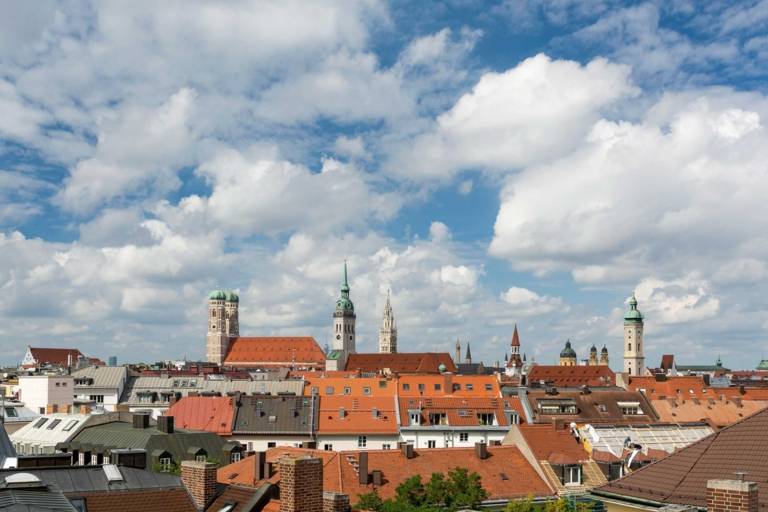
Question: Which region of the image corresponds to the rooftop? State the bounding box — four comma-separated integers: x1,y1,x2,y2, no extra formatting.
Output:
318,396,397,434
224,337,326,368
527,365,615,388
344,352,457,374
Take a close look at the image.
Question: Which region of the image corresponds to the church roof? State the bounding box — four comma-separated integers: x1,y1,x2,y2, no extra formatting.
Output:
25,347,85,368
511,325,520,347
224,337,326,368
344,353,457,374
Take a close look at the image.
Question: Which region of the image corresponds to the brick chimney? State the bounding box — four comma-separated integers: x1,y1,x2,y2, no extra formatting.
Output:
358,452,369,485
254,451,266,482
323,491,351,512
707,479,758,512
132,413,150,429
475,442,488,460
279,456,323,512
181,460,217,510
157,415,174,434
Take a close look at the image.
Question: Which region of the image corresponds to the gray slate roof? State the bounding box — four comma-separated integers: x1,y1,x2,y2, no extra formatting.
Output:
233,395,318,434
0,488,76,511
121,376,304,406
0,465,183,493
72,366,127,391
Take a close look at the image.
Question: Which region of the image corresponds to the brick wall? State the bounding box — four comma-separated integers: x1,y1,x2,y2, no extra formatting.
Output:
279,456,323,512
181,460,217,510
323,491,350,512
707,479,758,512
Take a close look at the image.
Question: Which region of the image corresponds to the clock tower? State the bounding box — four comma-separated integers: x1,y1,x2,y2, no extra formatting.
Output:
623,293,645,376
332,261,356,354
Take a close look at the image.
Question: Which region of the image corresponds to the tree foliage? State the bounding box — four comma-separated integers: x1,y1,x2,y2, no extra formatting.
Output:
355,467,489,512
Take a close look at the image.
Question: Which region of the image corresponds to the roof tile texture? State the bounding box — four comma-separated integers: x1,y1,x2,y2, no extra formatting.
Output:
527,365,615,387
224,337,326,367
73,489,196,512
167,396,234,434
344,353,457,374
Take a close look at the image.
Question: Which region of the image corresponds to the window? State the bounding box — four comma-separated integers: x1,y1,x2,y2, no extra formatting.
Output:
324,444,333,451
598,404,608,412
619,402,642,415
159,457,173,472
63,420,79,431
91,454,99,465
485,384,493,391
55,382,60,387
267,442,276,448
452,383,460,392
608,462,624,481
465,384,474,391
89,395,104,403
409,411,420,426
230,452,242,463
138,394,153,404
628,343,632,351
311,386,319,395
46,419,62,430
39,407,45,415
428,412,448,425
378,380,387,388
343,387,352,395
402,384,410,391
325,386,335,395
538,399,578,415
363,387,371,395
33,418,48,429
3,407,17,418
196,454,207,462
459,433,469,442
427,440,436,448
418,384,425,392
62,382,67,387
434,384,441,391
564,465,581,485
78,452,85,466
358,436,367,448
382,444,391,450
477,413,495,425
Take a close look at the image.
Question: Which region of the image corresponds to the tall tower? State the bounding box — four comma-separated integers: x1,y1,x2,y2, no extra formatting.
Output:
623,293,645,376
600,345,609,366
506,324,524,377
332,262,356,354
206,290,229,365
465,342,472,364
224,291,239,337
454,339,461,365
588,345,598,366
378,290,397,353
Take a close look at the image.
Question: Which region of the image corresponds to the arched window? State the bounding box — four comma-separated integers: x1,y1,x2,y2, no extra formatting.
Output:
212,310,216,318
628,343,631,351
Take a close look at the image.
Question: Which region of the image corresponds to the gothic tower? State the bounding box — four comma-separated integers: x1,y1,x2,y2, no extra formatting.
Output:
465,342,472,364
206,289,238,365
332,262,356,354
378,290,397,353
454,339,461,365
600,345,609,366
623,293,645,376
505,324,523,377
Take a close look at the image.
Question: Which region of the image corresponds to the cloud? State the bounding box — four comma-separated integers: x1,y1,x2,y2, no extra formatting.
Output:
634,275,720,324
429,221,451,242
490,89,768,284
387,54,635,181
333,136,369,160
501,286,563,316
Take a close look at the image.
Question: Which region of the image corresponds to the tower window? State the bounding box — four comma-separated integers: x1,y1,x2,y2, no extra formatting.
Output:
628,343,631,351
212,310,216,317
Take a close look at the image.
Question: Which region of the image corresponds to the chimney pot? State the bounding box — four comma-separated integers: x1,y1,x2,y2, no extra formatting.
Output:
474,442,488,460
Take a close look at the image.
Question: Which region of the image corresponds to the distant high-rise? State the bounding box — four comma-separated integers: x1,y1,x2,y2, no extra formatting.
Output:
623,293,645,376
378,290,397,353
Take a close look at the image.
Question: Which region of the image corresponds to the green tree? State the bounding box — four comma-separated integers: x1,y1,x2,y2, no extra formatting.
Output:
505,494,537,512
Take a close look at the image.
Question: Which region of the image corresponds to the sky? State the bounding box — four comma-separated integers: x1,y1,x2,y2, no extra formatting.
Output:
1,0,768,369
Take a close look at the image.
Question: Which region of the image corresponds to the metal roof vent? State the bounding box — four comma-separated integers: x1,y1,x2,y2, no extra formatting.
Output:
103,464,124,483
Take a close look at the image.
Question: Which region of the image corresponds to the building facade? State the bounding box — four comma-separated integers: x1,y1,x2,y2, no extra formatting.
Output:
623,294,645,376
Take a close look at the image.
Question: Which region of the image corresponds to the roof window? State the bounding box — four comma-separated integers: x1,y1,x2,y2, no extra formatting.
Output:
33,418,48,429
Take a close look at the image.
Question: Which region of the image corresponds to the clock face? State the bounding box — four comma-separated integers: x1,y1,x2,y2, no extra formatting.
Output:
336,335,341,340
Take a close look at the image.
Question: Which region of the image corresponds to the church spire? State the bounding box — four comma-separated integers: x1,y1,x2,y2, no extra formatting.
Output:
465,342,472,364
378,288,397,353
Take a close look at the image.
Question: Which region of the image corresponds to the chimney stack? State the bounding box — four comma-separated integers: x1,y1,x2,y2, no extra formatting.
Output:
181,461,217,510
401,443,414,459
372,470,383,486
323,492,351,512
475,442,488,460
279,456,323,512
132,413,150,429
254,451,266,481
157,415,174,434
707,479,758,512
358,452,369,485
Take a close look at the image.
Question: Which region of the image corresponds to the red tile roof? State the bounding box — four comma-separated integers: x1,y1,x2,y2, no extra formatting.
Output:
596,408,768,510
207,484,262,512
398,396,513,427
518,424,589,464
74,489,196,512
344,353,457,374
527,365,615,387
318,396,398,434
166,396,235,435
224,337,326,368
301,376,396,397
27,347,85,367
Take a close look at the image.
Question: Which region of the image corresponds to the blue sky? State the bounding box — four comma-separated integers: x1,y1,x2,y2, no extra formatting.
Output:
1,0,768,369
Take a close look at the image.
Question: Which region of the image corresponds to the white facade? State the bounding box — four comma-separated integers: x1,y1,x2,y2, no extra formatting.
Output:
17,375,74,415
10,413,90,455
72,366,127,413
232,435,314,452
315,434,400,452
399,428,508,449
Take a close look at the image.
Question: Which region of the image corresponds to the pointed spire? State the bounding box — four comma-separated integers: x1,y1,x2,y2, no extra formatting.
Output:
511,323,520,347
455,338,461,350
465,342,472,363
341,260,350,293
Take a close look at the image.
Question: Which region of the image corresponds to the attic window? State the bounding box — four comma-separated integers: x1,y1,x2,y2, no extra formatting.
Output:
466,384,474,391
484,384,493,391
46,419,62,430
268,415,277,423
403,384,410,391
378,380,387,388
34,418,48,429
63,420,79,431
363,387,371,395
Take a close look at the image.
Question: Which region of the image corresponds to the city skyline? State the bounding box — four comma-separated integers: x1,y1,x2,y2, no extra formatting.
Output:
1,1,767,369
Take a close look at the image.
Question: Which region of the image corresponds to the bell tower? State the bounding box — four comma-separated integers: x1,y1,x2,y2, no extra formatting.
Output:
206,290,228,365
378,289,397,353
332,261,356,354
623,293,645,376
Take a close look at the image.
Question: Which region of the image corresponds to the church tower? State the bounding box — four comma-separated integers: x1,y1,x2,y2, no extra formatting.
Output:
623,293,645,376
600,345,609,366
378,290,397,353
559,340,577,366
505,324,524,377
206,289,238,365
588,344,598,366
332,262,356,354
454,339,461,365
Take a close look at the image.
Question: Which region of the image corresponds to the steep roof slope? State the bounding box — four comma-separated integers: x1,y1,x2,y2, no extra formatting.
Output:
595,408,768,510
224,337,325,367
